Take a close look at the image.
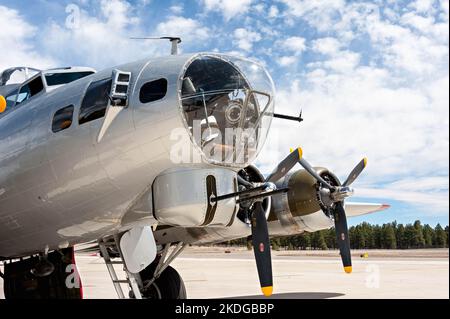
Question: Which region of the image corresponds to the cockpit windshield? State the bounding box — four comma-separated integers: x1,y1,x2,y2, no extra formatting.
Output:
180,54,275,167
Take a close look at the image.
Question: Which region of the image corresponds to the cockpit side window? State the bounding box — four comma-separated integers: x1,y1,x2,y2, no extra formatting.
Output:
79,78,112,125
52,105,74,133
16,76,44,106
45,71,94,86
139,78,168,103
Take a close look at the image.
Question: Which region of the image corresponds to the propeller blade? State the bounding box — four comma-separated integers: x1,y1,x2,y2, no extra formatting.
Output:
333,201,352,273
298,157,334,189
251,201,273,296
265,148,302,183
342,158,368,187
265,147,334,189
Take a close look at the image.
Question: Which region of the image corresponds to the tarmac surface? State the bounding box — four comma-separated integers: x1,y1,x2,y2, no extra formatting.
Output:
1,247,448,299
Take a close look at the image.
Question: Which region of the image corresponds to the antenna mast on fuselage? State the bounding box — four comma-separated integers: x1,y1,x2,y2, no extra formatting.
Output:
130,36,182,55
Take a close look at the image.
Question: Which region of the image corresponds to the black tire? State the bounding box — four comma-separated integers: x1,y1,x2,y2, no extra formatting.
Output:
140,265,187,299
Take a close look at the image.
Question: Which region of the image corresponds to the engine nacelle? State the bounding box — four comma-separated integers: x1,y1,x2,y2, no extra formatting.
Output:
269,168,340,234
153,167,238,227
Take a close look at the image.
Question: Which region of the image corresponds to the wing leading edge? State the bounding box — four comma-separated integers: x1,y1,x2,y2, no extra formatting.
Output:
344,202,390,217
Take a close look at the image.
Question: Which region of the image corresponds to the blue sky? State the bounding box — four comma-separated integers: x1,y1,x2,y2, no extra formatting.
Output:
0,0,448,226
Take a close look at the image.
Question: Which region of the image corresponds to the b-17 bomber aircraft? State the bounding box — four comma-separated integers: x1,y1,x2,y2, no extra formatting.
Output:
0,39,389,299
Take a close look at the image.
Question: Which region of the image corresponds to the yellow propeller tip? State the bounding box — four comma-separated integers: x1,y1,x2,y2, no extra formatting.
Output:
298,147,303,159
289,148,294,153
363,158,368,167
261,286,273,297
344,266,352,274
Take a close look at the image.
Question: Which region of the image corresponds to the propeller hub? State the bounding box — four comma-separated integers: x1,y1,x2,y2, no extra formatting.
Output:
263,182,277,192
331,186,354,202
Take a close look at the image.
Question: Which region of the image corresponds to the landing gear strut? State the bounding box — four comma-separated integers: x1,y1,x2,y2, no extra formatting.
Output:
99,238,187,299
139,242,187,299
139,265,186,299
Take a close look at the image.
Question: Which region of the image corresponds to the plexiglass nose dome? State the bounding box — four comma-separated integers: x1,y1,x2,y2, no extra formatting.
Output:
179,54,275,168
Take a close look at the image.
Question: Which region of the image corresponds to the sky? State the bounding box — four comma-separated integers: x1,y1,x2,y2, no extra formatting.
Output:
0,0,448,226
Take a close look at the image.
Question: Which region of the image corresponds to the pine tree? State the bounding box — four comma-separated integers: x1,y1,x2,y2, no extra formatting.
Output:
362,222,375,248
404,224,416,248
298,232,311,250
318,231,328,250
373,225,383,248
422,224,434,248
413,220,425,248
227,220,447,251
434,224,447,248
271,238,281,251
324,228,336,249
446,226,449,247
384,224,397,249
311,231,327,250
358,226,366,249
396,224,406,249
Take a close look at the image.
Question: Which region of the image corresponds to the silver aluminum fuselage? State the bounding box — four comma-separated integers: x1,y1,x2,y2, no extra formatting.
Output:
0,53,233,257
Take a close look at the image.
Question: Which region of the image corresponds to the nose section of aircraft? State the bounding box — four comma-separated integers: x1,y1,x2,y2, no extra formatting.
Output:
179,54,275,168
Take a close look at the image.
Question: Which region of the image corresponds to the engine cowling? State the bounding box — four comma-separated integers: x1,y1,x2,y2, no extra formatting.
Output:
268,168,340,234
236,165,271,224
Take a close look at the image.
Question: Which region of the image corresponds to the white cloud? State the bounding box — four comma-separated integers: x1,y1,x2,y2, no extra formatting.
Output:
254,3,265,13
283,36,306,52
39,2,210,68
309,37,360,72
156,16,210,42
321,50,361,72
202,0,254,21
277,55,298,66
357,187,449,214
400,11,435,31
259,67,449,213
275,36,306,66
388,176,449,192
169,4,184,15
100,0,139,30
366,11,448,76
280,0,346,31
262,3,449,219
257,0,449,213
0,5,55,70
312,37,342,55
233,28,261,51
39,0,167,68
408,0,436,13
355,177,449,214
268,5,279,18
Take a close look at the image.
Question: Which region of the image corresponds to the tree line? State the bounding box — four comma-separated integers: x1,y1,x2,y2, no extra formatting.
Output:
225,221,449,250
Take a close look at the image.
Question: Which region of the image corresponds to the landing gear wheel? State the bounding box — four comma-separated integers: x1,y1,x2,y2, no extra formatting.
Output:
140,266,187,299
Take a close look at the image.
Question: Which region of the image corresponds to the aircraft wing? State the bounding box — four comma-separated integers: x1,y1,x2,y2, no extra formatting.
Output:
344,202,390,217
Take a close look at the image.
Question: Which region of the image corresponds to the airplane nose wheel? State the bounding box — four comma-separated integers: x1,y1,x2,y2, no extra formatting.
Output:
138,266,186,299
139,281,162,299
136,243,188,299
